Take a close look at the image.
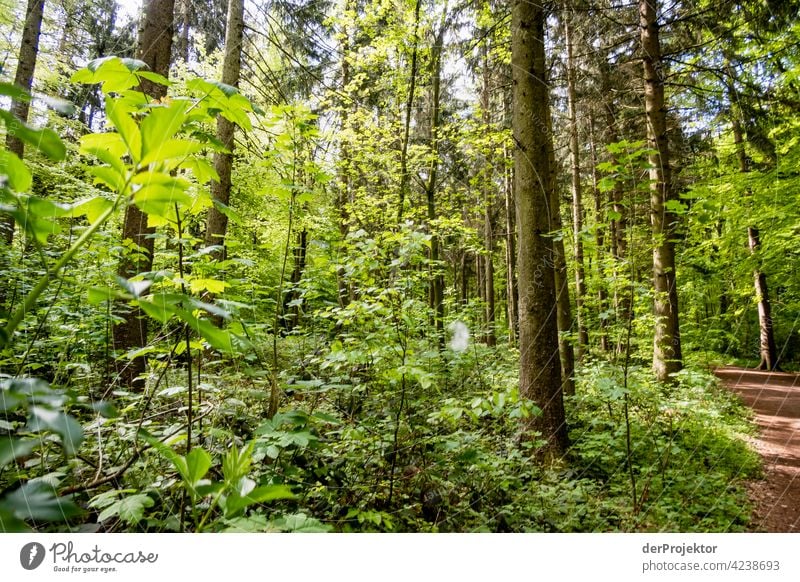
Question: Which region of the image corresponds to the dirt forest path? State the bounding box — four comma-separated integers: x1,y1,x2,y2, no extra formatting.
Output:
715,367,800,532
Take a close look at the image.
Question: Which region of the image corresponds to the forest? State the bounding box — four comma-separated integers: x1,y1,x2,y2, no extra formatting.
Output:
0,0,798,533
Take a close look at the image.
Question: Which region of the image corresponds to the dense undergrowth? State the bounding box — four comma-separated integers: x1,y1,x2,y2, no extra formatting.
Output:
1,332,760,532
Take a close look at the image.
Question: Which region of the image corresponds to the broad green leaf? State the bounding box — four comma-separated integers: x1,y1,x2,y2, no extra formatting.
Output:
106,99,141,162
224,485,295,517
185,448,212,485
140,101,190,164
141,139,204,167
136,71,171,86
138,297,176,324
71,196,115,223
0,436,38,468
269,513,331,533
0,82,30,101
88,165,127,192
80,133,128,170
27,406,84,455
132,173,191,216
0,150,32,192
0,507,30,532
0,481,82,522
72,57,145,93
181,158,220,183
88,285,129,304
188,277,228,294
0,110,66,160
174,308,234,352
97,494,154,525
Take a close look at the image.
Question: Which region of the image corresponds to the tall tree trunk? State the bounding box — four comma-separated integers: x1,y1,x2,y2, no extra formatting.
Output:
546,97,576,397
727,69,779,371
284,228,308,331
204,0,244,258
396,0,422,222
425,14,447,344
512,0,567,457
504,145,519,344
336,0,354,307
481,36,496,347
748,227,779,370
564,7,588,359
179,0,191,62
640,0,682,382
113,0,175,389
1,0,45,272
589,113,610,352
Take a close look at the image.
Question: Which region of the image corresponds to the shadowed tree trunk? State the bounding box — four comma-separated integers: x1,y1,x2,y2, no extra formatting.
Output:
564,6,588,359
204,0,245,259
727,64,780,371
640,0,682,382
512,0,568,457
113,0,175,389
1,0,46,309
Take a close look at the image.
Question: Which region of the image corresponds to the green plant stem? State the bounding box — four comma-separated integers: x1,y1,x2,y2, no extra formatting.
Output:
2,189,127,346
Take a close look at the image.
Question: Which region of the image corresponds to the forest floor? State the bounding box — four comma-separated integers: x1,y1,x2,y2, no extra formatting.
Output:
715,367,800,532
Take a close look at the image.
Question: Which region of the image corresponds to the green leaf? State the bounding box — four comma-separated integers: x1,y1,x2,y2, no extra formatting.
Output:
0,110,66,160
88,165,127,192
181,158,220,183
27,407,84,455
106,98,141,162
224,485,296,517
0,481,82,522
0,436,38,468
132,172,191,217
141,139,204,167
80,133,128,164
97,494,154,525
140,101,190,164
72,57,143,93
71,196,115,223
0,150,32,192
0,82,30,101
174,308,234,352
188,277,228,294
269,513,331,533
185,448,212,485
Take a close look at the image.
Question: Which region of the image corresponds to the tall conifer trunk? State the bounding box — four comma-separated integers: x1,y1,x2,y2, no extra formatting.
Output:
512,0,567,456
639,0,682,382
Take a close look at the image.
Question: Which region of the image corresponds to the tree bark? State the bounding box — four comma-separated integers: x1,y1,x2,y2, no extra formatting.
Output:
512,0,568,457
727,68,779,371
564,8,588,359
425,14,446,344
546,97,576,397
589,113,610,352
504,145,519,344
204,0,244,259
481,36,496,347
396,0,422,222
113,0,175,389
1,0,45,252
640,0,682,382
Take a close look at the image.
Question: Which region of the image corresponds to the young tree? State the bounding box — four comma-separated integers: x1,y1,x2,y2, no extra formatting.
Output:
512,0,567,456
113,0,175,388
639,0,682,382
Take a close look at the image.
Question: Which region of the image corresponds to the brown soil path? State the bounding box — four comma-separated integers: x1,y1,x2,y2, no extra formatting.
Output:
715,367,800,532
